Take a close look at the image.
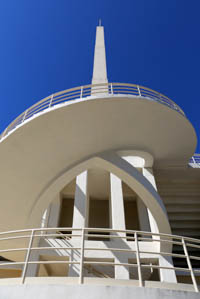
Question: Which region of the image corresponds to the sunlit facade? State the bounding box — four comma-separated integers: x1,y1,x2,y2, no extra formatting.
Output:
0,25,199,298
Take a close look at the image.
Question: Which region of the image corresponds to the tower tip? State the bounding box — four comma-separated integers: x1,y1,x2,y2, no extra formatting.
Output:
99,19,102,26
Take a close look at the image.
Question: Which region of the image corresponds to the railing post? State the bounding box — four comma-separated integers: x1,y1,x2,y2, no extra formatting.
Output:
192,156,196,165
110,83,113,95
182,238,199,292
21,229,34,284
137,85,141,97
79,228,85,284
22,109,28,122
80,86,83,99
135,232,143,287
49,94,54,108
1,127,8,139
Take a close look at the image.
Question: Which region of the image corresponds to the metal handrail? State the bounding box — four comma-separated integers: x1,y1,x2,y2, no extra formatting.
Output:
189,154,200,165
0,83,185,141
0,227,199,292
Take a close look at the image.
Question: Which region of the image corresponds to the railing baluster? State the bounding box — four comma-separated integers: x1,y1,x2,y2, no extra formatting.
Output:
21,229,34,284
135,232,143,287
1,127,8,139
137,85,141,97
22,109,28,122
182,238,199,292
49,94,54,108
110,83,113,94
80,86,83,98
79,228,85,284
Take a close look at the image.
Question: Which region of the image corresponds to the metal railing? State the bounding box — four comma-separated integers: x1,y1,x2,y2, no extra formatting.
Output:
0,228,199,292
0,83,184,140
189,154,200,168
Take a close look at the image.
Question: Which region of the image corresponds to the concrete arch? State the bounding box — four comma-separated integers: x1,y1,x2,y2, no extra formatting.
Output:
29,151,171,239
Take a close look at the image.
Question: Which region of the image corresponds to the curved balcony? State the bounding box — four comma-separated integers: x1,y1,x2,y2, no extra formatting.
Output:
0,228,199,293
0,83,185,140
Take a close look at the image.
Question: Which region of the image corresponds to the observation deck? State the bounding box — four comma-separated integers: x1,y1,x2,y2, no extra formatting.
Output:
0,82,185,141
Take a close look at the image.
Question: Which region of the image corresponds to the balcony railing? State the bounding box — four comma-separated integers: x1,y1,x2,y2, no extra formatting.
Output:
0,228,199,292
189,154,200,168
0,83,184,141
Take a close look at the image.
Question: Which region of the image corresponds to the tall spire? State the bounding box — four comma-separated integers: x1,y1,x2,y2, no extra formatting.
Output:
92,23,108,85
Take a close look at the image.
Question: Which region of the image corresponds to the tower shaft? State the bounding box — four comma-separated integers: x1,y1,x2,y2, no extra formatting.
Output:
92,25,108,85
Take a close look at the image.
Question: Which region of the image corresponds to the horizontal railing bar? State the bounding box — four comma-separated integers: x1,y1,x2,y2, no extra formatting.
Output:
0,248,27,253
141,264,191,272
84,233,135,240
26,105,50,116
189,255,200,261
113,90,139,95
1,227,200,245
0,235,33,242
0,262,25,267
41,233,81,238
53,90,82,101
113,86,138,91
140,251,186,259
27,261,79,265
83,261,138,268
185,243,200,249
53,92,84,102
83,247,136,253
27,99,51,112
30,246,81,251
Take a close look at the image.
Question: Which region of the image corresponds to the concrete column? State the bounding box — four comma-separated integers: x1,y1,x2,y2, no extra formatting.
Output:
110,173,129,280
142,167,177,283
137,198,151,232
69,171,88,277
110,173,126,232
72,171,88,230
47,195,61,228
142,168,159,234
122,156,151,233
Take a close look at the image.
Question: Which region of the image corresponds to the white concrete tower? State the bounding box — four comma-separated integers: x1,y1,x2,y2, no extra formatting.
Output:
92,21,108,85
0,24,199,299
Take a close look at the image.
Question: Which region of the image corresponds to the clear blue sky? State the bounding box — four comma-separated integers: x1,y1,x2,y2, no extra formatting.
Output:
0,1,200,151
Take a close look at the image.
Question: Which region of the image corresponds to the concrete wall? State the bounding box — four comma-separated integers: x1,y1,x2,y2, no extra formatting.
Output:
0,283,198,299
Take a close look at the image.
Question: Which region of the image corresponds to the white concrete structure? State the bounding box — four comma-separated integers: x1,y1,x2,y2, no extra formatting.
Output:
0,24,199,298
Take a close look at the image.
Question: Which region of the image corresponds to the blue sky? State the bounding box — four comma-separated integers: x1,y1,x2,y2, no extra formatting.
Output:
0,1,200,151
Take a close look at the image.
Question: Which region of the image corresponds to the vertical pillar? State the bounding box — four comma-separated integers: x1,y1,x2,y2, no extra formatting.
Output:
47,195,61,228
142,168,159,234
142,167,177,283
110,173,129,279
69,171,88,277
110,173,126,232
137,198,151,232
72,171,88,230
122,156,151,233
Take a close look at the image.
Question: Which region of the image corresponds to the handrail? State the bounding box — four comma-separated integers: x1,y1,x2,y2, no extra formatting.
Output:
0,227,199,292
189,154,200,166
0,82,185,141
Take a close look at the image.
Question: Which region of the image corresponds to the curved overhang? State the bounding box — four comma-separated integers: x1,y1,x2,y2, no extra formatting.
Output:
0,94,197,233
